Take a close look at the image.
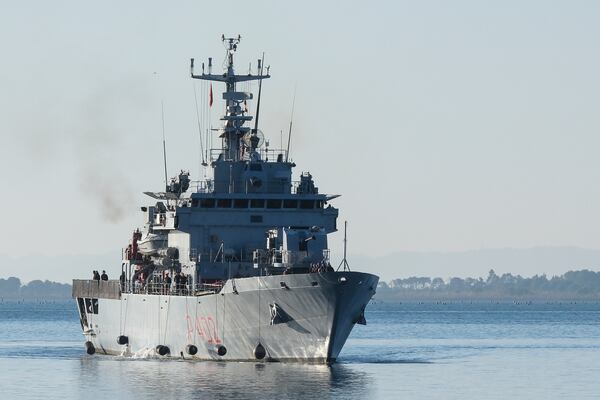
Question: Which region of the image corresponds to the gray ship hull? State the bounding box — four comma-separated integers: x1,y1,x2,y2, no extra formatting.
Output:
75,271,378,363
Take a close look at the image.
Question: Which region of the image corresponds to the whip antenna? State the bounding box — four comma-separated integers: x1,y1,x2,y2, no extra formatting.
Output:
285,84,297,163
193,83,207,167
253,53,265,134
161,100,169,191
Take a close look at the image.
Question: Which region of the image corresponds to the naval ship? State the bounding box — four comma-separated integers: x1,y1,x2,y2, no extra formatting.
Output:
72,36,378,363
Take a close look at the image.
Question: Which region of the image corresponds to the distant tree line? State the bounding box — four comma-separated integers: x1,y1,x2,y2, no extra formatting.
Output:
3,269,600,300
0,277,71,299
377,269,600,301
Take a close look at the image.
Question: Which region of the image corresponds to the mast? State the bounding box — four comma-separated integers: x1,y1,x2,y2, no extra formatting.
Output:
337,221,351,272
253,53,265,136
190,35,270,163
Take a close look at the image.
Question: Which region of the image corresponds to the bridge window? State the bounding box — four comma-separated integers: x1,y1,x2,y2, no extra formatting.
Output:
200,199,215,208
191,199,199,207
217,199,232,208
234,199,249,208
266,199,281,209
316,200,324,209
250,199,265,208
283,199,298,209
299,200,315,209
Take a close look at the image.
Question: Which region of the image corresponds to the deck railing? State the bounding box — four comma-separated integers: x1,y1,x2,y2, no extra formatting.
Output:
122,281,225,296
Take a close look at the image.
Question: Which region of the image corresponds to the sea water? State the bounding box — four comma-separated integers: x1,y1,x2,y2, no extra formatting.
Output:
1,300,599,399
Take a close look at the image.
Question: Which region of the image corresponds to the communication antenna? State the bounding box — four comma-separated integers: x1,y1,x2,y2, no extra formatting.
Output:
253,53,265,134
193,83,207,167
337,221,351,272
161,100,169,191
154,71,169,190
285,85,297,163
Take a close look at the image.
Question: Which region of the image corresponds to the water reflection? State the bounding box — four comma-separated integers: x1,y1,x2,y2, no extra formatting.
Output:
77,357,375,399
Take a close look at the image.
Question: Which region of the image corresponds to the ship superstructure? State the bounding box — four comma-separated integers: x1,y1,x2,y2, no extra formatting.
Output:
72,36,378,363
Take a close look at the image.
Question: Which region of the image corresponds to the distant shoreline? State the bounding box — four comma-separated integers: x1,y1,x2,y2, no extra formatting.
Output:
0,277,71,300
374,291,600,302
2,268,600,301
376,269,600,302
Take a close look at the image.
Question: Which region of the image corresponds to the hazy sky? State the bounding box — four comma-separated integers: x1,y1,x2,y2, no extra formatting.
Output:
2,1,600,276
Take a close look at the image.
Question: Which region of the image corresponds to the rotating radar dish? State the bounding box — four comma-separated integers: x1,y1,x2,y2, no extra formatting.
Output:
243,129,265,149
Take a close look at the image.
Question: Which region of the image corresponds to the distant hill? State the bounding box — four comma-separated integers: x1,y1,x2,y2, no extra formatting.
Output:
0,277,71,299
376,269,600,301
351,246,600,281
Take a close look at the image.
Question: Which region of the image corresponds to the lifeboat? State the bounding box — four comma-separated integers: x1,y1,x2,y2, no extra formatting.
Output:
137,233,167,255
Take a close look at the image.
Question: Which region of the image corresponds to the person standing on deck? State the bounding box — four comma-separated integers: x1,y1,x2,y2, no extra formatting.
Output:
164,272,172,294
180,273,188,295
174,272,181,294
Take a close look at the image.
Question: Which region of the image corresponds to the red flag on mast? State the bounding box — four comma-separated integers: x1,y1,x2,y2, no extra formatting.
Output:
209,84,213,107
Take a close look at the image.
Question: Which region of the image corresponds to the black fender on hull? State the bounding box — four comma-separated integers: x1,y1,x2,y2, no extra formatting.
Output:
85,341,96,355
254,343,266,360
156,345,170,356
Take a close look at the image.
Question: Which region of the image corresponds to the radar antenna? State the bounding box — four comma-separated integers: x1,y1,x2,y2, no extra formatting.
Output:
243,129,265,151
190,35,270,162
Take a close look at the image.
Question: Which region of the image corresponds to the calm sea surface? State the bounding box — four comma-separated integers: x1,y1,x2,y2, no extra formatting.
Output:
1,300,600,399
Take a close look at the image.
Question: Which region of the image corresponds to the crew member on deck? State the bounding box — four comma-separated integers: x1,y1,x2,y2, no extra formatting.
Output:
101,270,108,281
181,273,188,295
174,272,182,294
120,271,126,290
164,272,172,294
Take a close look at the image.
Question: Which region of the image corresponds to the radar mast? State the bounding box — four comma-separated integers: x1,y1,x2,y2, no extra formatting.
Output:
190,35,270,162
